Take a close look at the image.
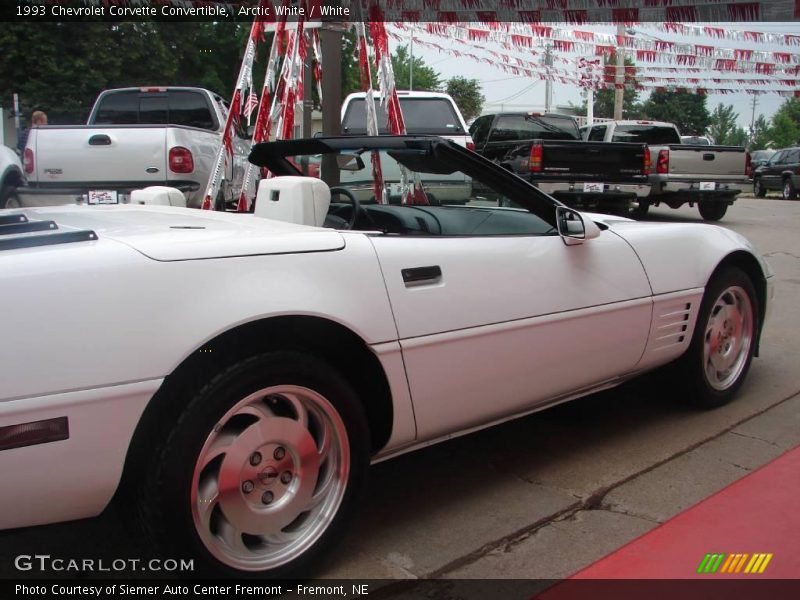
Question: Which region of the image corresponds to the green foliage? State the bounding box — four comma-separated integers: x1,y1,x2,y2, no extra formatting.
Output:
640,91,710,136
574,59,640,119
340,27,362,100
445,76,484,122
768,111,800,149
391,45,441,92
592,87,641,119
766,98,800,149
0,22,256,125
708,103,742,145
750,115,771,151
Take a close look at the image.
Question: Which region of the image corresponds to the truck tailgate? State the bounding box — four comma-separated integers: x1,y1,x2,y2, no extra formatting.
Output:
538,140,647,182
32,125,167,185
666,145,746,179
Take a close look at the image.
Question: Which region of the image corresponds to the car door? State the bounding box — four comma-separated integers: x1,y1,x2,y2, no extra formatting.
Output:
762,150,785,190
366,149,654,441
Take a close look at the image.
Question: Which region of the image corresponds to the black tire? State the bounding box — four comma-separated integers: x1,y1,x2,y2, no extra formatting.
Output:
782,178,797,200
673,267,758,409
0,184,21,209
631,200,650,219
698,201,728,221
753,177,766,198
137,351,369,578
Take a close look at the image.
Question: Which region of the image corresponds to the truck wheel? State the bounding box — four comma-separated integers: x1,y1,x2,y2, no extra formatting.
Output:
698,201,728,221
138,351,369,577
673,267,758,408
0,185,21,209
631,200,649,219
782,178,797,200
753,177,766,198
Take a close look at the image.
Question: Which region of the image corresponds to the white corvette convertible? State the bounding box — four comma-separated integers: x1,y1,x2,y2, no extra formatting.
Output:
0,136,773,576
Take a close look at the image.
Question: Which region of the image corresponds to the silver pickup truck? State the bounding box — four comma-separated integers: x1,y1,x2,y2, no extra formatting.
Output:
16,87,249,209
583,120,750,221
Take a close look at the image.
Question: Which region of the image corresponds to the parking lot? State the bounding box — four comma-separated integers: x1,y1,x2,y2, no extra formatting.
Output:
1,195,799,582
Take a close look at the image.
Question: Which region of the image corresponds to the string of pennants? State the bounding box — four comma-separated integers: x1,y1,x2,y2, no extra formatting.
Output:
202,0,425,211
388,24,800,97
408,22,800,72
135,0,798,26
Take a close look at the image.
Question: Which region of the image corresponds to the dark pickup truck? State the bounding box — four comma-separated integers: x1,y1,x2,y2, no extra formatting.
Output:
469,112,650,215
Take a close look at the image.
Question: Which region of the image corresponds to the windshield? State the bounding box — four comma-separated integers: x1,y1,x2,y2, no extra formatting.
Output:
342,98,465,135
681,136,711,145
612,125,681,145
92,90,216,129
490,115,579,142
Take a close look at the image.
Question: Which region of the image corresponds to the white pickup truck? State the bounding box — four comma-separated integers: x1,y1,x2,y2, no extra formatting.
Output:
17,87,249,209
582,120,750,221
339,91,474,204
0,145,24,209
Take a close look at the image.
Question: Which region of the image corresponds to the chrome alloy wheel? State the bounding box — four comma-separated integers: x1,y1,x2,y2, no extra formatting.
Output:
703,286,754,391
190,385,349,571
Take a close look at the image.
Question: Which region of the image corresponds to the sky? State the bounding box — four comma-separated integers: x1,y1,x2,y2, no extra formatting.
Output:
389,22,800,131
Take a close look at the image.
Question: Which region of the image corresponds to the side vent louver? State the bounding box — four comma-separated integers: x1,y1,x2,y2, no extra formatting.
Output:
652,301,693,350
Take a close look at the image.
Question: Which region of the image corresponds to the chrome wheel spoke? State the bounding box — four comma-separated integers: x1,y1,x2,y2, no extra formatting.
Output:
237,402,277,423
197,432,236,472
282,392,309,428
217,518,250,555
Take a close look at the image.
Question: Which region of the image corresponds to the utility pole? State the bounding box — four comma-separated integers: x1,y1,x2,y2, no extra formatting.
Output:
320,23,343,186
409,25,414,91
613,22,625,120
544,44,553,112
750,94,759,145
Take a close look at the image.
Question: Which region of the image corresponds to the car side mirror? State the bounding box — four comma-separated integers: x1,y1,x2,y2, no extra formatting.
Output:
556,206,601,246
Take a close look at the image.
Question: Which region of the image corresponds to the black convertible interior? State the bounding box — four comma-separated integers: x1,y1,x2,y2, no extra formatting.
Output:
328,202,555,236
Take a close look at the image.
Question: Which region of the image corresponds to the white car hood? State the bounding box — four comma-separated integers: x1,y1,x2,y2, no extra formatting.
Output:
14,205,345,261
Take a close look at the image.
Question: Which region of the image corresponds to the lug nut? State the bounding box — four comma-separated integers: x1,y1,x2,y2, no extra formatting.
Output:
249,452,262,466
262,491,274,505
274,447,286,460
280,471,292,484
242,480,254,494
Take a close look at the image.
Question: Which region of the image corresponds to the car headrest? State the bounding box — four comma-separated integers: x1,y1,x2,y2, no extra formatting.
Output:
254,177,331,227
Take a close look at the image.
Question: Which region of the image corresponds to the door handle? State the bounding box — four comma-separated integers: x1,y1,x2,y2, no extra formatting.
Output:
703,153,715,161
88,134,112,146
402,265,442,286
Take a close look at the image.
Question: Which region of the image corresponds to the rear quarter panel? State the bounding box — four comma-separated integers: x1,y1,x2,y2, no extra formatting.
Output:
0,234,397,400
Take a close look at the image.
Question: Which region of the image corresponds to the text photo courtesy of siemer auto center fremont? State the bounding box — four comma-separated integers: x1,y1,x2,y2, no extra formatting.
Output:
1,0,800,598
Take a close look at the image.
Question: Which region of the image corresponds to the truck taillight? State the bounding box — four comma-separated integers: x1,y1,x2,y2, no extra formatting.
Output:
745,152,752,178
23,148,34,174
529,143,543,172
169,146,194,174
643,147,651,175
466,141,475,152
656,149,669,174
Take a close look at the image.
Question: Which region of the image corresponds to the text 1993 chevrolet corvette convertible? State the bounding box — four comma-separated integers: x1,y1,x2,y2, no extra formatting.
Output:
0,136,773,576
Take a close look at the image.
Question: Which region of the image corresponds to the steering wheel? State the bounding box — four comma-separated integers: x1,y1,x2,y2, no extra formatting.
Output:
326,187,361,230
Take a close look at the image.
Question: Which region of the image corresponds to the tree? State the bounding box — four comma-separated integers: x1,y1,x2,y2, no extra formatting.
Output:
445,77,484,122
640,91,710,136
767,98,800,148
391,45,441,92
708,103,740,145
573,58,640,119
750,115,771,150
768,111,800,149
